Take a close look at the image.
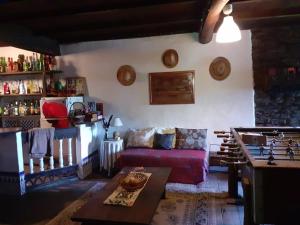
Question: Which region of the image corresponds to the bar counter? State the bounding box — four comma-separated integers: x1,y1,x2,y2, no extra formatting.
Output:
0,120,103,196
0,127,22,134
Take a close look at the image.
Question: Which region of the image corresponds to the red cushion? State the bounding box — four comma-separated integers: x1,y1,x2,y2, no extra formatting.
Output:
42,102,67,118
42,102,69,128
116,148,209,184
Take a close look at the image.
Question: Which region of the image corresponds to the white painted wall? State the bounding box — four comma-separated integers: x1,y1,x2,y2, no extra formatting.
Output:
1,32,255,149
59,32,255,148
0,46,33,60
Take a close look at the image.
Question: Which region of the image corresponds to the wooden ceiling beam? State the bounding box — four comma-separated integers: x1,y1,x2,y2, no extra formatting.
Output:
0,24,60,55
0,0,195,22
237,14,300,30
56,20,200,44
232,0,300,20
16,1,202,34
0,42,9,47
199,0,229,44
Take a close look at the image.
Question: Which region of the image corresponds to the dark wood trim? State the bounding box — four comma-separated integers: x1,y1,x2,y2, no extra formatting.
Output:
232,0,300,17
17,1,201,34
199,0,229,44
0,0,199,22
0,24,60,55
57,19,199,43
231,0,300,29
237,14,300,30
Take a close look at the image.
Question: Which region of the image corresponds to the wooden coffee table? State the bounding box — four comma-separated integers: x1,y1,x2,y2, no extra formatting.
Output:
71,167,171,225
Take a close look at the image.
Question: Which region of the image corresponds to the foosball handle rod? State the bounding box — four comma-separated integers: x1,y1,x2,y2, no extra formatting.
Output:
217,134,231,138
221,143,238,147
223,138,236,143
217,151,243,156
220,160,248,166
220,146,240,151
214,130,231,134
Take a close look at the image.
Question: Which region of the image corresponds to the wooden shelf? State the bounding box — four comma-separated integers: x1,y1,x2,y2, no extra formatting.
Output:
0,115,40,118
0,93,42,97
41,117,68,120
0,71,43,76
0,70,62,77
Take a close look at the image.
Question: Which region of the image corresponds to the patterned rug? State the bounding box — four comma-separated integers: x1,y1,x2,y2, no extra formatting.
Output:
45,182,227,225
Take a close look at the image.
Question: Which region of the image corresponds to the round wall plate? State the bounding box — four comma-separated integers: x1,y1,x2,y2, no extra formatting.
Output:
162,49,179,68
117,65,136,86
209,57,231,81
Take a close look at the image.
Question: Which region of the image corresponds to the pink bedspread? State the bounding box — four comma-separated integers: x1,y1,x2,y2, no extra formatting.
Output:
116,148,209,184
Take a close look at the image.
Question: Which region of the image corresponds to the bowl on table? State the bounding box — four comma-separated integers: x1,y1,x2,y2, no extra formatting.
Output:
119,172,148,192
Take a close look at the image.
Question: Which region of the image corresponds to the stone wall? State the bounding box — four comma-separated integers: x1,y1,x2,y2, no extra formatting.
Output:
252,26,300,126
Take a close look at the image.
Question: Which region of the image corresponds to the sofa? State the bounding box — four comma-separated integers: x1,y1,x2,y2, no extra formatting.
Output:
116,127,209,184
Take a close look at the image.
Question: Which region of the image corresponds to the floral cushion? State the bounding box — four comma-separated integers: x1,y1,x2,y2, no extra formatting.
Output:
175,128,207,150
126,128,156,148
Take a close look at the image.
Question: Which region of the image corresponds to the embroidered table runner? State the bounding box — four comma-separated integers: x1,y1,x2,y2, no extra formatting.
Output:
104,172,152,207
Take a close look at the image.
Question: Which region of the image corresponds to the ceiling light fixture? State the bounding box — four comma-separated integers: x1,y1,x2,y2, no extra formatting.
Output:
216,4,241,43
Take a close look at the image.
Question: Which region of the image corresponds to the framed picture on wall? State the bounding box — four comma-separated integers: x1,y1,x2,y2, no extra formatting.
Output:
149,70,195,104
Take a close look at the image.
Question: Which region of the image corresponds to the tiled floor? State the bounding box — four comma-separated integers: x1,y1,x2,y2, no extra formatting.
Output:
0,170,244,225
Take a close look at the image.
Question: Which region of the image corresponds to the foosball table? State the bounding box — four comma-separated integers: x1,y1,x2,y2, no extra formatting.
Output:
215,127,300,225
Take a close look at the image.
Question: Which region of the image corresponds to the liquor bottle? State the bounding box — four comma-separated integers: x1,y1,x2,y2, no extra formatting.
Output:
9,57,14,72
3,104,9,116
44,55,50,71
3,57,7,73
38,79,43,94
0,57,2,73
28,80,34,94
9,102,13,116
14,101,19,116
18,55,24,72
24,56,30,72
39,54,44,71
0,57,7,73
36,53,41,71
32,53,36,71
11,80,18,94
6,57,10,72
19,80,26,94
29,101,34,115
3,82,10,94
0,57,3,73
23,101,27,115
34,99,40,115
23,58,27,72
33,80,38,93
26,80,31,94
29,56,33,71
19,101,25,116
49,55,53,70
6,57,11,72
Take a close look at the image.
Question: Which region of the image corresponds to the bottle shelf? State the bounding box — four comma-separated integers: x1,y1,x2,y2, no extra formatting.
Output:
0,70,62,77
0,93,42,97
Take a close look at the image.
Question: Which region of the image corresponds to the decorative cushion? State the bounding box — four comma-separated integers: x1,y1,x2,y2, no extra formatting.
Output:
175,128,207,150
156,128,176,148
153,133,175,150
126,128,156,148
